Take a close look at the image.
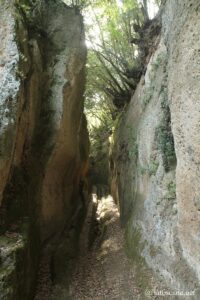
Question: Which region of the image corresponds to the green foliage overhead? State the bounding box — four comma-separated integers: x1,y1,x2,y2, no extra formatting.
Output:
83,0,160,158
85,0,144,109
63,0,89,8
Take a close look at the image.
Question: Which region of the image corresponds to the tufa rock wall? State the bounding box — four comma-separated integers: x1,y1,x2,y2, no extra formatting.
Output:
110,0,200,296
0,0,89,299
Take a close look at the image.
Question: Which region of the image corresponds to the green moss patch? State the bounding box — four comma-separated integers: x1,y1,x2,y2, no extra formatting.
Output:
156,86,176,172
124,222,153,295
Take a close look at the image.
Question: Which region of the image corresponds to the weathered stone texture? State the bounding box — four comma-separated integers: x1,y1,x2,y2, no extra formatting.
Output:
111,0,200,296
0,0,20,206
0,1,88,299
164,0,200,285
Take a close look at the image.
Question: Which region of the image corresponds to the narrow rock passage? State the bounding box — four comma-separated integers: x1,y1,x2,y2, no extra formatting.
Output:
68,194,141,300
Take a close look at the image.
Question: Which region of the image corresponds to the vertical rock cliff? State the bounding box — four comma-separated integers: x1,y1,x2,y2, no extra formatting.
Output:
1,0,200,298
111,0,200,295
0,0,89,299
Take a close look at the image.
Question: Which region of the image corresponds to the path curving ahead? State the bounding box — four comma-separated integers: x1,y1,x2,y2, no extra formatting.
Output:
67,194,142,300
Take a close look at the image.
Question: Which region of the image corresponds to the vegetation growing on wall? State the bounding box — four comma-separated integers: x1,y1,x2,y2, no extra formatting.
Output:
156,85,176,172
83,1,161,184
125,222,154,293
84,0,161,110
165,181,176,200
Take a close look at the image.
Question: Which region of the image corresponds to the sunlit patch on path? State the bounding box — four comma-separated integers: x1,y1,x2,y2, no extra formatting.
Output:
68,193,141,300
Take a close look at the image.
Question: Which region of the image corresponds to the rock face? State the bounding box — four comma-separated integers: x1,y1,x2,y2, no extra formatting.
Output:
0,0,88,299
164,0,200,287
111,0,200,296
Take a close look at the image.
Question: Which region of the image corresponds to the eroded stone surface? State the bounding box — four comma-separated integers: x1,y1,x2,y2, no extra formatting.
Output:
0,1,88,299
0,0,20,206
164,0,200,285
111,0,200,296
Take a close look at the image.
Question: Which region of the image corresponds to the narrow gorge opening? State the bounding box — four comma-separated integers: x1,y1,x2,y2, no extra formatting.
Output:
32,0,173,298
1,0,200,299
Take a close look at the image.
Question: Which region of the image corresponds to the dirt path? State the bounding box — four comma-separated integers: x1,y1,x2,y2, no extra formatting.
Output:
67,194,141,300
36,193,156,300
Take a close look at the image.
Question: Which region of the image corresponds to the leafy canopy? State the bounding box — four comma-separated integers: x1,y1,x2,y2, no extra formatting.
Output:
67,0,160,157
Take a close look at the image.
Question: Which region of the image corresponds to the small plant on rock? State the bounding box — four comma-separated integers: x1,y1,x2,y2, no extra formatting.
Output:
148,159,159,176
165,181,176,200
156,86,176,171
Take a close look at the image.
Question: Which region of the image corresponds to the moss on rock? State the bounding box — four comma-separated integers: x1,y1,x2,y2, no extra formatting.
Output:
124,222,154,296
